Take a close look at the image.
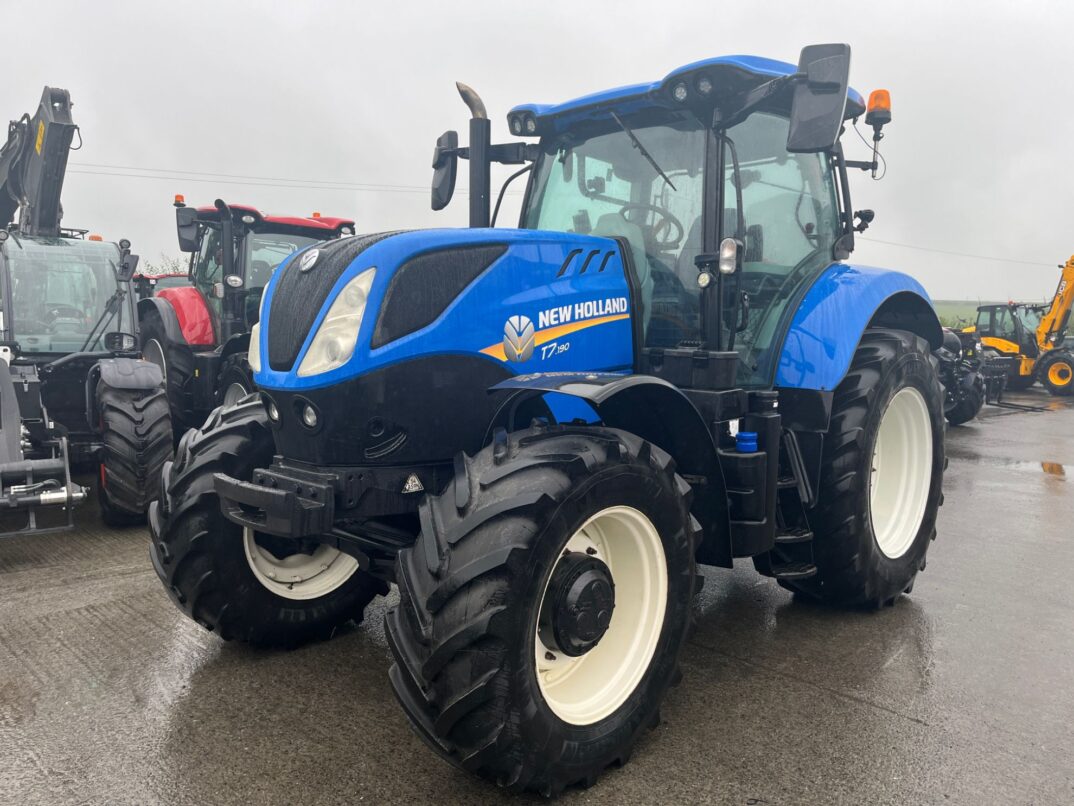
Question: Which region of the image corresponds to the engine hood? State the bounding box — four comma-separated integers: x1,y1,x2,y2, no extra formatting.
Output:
255,228,637,391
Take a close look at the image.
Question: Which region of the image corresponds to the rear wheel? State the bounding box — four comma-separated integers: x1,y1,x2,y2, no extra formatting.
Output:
787,329,945,608
96,375,173,527
148,396,386,647
140,312,196,433
1040,351,1074,396
386,425,699,796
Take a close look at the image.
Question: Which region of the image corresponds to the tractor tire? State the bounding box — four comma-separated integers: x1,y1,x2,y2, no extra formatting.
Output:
386,425,699,796
215,353,255,407
148,395,386,648
139,312,196,434
96,378,173,527
1039,351,1074,396
944,376,984,426
785,329,945,608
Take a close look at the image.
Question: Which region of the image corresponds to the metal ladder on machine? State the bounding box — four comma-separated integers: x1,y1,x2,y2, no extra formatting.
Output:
758,431,818,582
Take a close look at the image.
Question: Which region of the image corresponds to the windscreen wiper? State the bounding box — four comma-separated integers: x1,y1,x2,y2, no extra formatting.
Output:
609,112,676,192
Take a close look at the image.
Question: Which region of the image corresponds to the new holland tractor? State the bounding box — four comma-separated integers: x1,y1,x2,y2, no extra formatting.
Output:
150,45,946,795
137,197,355,434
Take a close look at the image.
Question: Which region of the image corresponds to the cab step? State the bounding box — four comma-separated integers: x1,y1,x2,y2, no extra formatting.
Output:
775,528,813,545
771,562,817,580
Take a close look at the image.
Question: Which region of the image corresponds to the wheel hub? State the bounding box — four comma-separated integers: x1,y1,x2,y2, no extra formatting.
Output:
538,552,615,657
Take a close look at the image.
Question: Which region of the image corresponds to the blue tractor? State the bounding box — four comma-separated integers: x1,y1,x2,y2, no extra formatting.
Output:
150,45,945,795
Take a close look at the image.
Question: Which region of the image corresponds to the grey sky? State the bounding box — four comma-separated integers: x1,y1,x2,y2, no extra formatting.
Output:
6,0,1072,301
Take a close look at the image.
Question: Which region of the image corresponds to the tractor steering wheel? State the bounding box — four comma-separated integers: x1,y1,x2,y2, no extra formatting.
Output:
618,203,684,250
45,304,87,324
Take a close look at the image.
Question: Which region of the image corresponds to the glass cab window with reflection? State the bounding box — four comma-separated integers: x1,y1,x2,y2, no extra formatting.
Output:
722,112,841,386
524,116,707,348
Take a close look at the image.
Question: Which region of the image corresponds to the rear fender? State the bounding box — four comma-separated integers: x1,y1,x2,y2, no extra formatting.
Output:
491,373,732,567
152,287,216,347
138,297,187,346
776,265,942,391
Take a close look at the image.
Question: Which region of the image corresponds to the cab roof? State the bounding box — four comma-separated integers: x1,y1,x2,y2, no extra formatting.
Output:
193,202,354,233
509,54,866,135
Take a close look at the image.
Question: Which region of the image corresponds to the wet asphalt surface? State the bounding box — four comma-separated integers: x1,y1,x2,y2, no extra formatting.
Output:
1,389,1072,806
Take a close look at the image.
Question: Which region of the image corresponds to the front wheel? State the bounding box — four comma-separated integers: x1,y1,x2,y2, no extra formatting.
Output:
386,425,699,796
148,396,386,647
1039,351,1074,396
944,370,984,426
216,353,255,407
97,373,173,526
787,329,945,608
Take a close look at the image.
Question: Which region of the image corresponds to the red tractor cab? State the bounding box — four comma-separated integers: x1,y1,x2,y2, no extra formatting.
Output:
138,197,354,431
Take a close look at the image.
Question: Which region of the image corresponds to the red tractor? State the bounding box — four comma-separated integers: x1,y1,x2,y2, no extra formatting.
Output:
138,197,354,432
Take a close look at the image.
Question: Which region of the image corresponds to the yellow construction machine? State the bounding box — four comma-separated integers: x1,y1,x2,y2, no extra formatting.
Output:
965,256,1074,395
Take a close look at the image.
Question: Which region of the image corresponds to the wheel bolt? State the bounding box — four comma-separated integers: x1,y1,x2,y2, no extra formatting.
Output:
545,651,556,661
586,547,597,555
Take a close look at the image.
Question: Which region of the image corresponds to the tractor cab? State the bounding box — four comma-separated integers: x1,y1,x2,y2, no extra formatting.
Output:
974,303,1042,357
172,197,355,345
139,198,356,429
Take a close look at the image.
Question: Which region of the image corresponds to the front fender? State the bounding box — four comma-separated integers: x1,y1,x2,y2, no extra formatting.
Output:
491,372,732,567
85,357,165,431
775,264,942,391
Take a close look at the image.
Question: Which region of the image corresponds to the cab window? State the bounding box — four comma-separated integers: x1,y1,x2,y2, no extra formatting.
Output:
193,226,225,315
723,112,841,386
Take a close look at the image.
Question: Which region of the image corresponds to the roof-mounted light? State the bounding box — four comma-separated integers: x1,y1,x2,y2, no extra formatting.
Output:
696,75,713,95
866,89,891,128
88,234,103,241
524,115,537,134
241,214,256,224
509,114,523,135
173,194,186,208
312,211,322,218
671,82,688,103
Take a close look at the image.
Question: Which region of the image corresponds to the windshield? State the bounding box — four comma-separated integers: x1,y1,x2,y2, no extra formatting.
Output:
1,236,129,353
245,232,321,289
524,114,707,347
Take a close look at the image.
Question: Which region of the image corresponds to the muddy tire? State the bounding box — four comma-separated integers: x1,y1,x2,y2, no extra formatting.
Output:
148,395,386,648
786,329,945,608
386,425,699,796
96,377,173,527
139,312,196,434
1039,351,1074,396
216,353,255,407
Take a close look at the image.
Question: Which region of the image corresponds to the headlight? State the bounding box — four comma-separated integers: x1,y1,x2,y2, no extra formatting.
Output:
296,268,375,377
247,290,271,373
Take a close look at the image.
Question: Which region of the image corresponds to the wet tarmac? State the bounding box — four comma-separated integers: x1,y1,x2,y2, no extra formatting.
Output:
1,389,1072,805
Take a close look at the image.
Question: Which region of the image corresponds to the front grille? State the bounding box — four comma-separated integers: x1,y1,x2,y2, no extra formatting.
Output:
267,232,398,372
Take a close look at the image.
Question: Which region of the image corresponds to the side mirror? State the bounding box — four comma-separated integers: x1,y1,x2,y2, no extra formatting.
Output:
104,331,136,352
116,253,139,282
431,130,459,211
176,207,200,252
786,43,851,153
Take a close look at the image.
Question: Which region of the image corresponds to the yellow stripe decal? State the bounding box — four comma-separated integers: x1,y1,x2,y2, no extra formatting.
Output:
480,313,630,362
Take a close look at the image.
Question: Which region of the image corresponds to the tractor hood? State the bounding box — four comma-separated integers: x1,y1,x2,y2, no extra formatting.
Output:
253,228,637,392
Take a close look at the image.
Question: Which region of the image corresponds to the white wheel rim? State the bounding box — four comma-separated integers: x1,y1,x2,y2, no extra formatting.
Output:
243,527,359,600
535,505,667,726
144,338,167,382
870,386,933,559
223,382,249,406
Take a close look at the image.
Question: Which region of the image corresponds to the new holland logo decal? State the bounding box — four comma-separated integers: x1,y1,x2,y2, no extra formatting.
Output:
484,297,629,363
503,315,535,362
